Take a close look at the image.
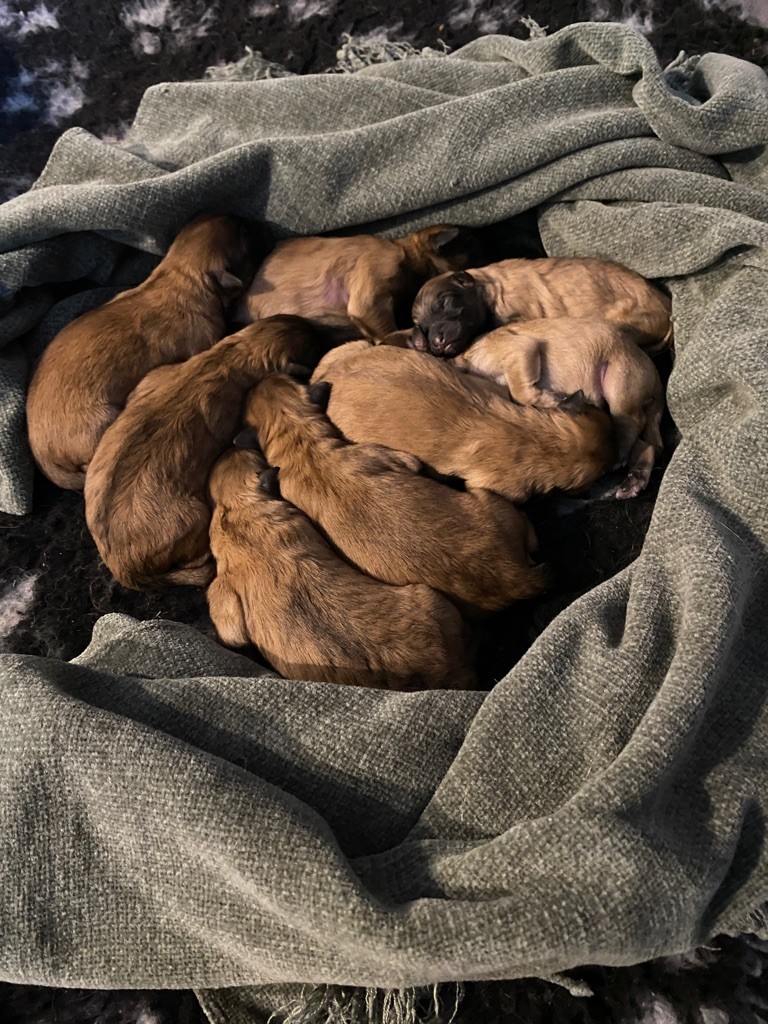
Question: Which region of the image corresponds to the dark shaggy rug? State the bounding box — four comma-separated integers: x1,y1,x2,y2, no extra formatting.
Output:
1,1,767,1022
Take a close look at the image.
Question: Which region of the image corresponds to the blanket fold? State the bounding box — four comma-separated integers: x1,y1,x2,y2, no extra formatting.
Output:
1,21,768,1024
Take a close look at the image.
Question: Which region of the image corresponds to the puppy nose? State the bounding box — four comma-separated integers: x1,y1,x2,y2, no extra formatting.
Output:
432,332,445,349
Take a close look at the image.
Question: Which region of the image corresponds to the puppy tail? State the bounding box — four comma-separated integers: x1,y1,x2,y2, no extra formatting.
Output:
124,559,215,590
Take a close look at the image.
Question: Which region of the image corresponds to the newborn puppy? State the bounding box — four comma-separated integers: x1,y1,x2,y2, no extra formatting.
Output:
85,316,334,590
207,447,476,690
410,256,672,358
246,375,546,616
27,213,272,490
313,343,617,503
237,224,484,340
454,318,664,498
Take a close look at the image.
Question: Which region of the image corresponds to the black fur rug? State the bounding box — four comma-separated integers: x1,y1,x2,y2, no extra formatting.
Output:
2,1,768,1022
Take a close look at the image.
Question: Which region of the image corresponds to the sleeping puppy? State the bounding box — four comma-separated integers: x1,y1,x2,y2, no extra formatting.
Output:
410,256,672,358
207,447,476,690
246,375,547,616
27,213,272,490
453,318,664,498
313,342,617,503
85,316,336,590
236,224,484,340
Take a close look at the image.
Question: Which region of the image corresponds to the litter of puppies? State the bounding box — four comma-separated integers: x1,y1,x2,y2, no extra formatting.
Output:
25,213,674,691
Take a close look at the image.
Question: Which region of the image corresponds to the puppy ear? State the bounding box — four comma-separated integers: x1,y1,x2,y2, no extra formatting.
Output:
285,362,313,382
258,467,281,497
214,268,245,295
453,270,475,288
429,226,460,251
559,390,587,415
307,381,331,410
233,428,260,450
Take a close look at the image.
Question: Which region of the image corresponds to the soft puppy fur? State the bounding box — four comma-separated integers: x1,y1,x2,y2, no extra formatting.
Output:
84,316,334,591
410,256,673,358
27,213,272,491
247,374,546,617
207,447,476,690
314,342,617,503
236,224,484,339
454,318,665,498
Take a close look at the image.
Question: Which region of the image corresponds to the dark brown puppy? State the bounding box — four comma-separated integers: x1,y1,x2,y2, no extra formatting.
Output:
313,342,617,503
27,213,272,490
207,447,476,690
410,256,673,358
237,224,484,339
454,318,665,498
247,374,546,617
85,316,337,590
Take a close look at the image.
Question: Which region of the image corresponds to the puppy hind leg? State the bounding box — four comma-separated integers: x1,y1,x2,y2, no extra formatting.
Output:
208,577,250,648
347,282,398,342
616,397,663,499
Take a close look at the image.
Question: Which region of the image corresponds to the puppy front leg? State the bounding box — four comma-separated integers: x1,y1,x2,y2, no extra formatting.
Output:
347,283,398,342
502,340,561,408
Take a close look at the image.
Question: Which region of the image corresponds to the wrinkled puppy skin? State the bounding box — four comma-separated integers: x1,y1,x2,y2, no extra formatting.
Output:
27,213,273,491
454,317,664,497
313,342,617,504
84,316,333,590
236,223,485,341
250,372,547,618
207,446,476,690
410,256,672,358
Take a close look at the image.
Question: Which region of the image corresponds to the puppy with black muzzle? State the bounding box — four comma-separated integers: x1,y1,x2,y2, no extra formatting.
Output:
236,224,485,340
207,446,477,690
246,373,547,617
410,256,672,358
27,213,272,490
85,316,343,591
453,318,665,498
313,342,617,504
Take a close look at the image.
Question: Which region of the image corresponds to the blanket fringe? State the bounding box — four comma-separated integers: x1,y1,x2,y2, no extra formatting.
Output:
520,16,548,39
271,983,463,1024
204,47,295,81
331,35,450,74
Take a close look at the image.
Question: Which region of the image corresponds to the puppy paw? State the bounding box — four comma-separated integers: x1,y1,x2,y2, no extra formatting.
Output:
615,472,646,499
535,389,567,409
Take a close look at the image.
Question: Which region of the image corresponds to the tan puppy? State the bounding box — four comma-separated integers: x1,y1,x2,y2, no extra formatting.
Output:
453,318,664,498
246,375,546,617
237,224,484,339
207,447,476,690
85,316,336,590
313,343,617,503
410,256,672,357
27,213,272,490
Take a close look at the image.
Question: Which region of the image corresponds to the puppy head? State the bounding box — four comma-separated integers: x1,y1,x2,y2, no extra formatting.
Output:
399,224,485,277
208,446,268,506
410,270,487,357
245,373,327,445
168,213,274,302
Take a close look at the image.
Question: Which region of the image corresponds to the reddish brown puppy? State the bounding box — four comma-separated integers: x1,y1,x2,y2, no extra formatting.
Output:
27,213,272,490
247,374,547,617
85,316,337,590
410,256,672,358
236,224,484,339
207,447,476,690
313,342,617,504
